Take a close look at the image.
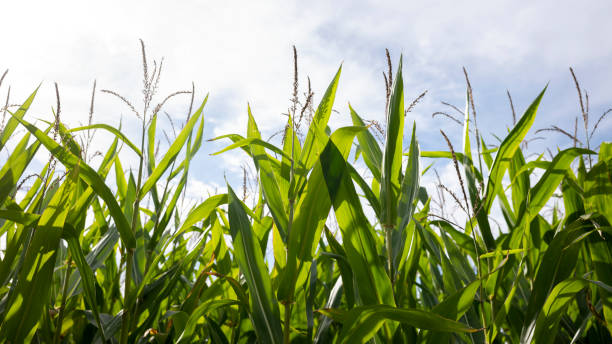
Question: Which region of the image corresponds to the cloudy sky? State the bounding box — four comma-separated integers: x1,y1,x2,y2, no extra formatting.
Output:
1,1,611,217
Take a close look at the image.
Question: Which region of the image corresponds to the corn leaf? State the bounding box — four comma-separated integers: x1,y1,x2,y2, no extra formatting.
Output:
483,87,546,214
380,56,404,229
140,95,207,199
227,184,283,343
8,111,136,248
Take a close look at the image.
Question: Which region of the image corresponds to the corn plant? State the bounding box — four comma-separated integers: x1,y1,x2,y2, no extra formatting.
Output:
0,45,610,343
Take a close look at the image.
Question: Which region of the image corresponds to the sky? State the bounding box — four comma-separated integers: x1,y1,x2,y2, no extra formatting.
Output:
1,1,611,224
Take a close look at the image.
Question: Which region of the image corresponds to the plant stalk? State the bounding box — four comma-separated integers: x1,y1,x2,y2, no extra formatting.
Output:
385,226,394,285
283,113,298,344
53,255,72,344
120,114,148,344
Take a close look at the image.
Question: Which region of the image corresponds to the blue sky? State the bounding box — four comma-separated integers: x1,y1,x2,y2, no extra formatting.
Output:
1,1,611,220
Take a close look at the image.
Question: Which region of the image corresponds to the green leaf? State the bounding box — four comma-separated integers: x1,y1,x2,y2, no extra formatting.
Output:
483,86,546,214
140,95,207,199
245,106,289,241
147,113,158,173
347,163,381,219
349,104,382,182
320,139,397,340
380,56,404,229
0,172,74,342
519,217,595,343
530,278,589,344
509,149,530,214
432,280,480,320
69,123,142,157
277,126,364,302
394,122,420,273
323,226,356,309
7,111,136,248
0,87,38,152
0,130,47,206
178,194,228,232
68,227,120,297
293,66,342,196
63,224,107,341
515,148,593,233
398,122,420,231
461,91,495,250
584,158,612,224
587,223,612,335
0,208,40,226
321,304,477,344
227,184,283,344
176,299,239,344
212,136,294,162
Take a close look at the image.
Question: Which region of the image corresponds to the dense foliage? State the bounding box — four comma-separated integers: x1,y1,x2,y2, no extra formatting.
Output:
0,49,611,343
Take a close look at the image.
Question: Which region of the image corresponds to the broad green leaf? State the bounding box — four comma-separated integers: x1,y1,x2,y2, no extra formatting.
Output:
227,184,283,344
380,56,404,229
0,172,74,342
515,147,592,231
147,113,158,173
519,217,595,343
323,226,355,309
293,66,342,197
432,280,480,320
347,163,381,219
530,278,589,344
0,208,40,226
320,304,477,344
320,139,396,340
398,122,420,231
321,140,394,306
394,122,420,274
68,226,120,297
277,126,363,302
245,106,288,240
587,224,612,335
491,261,522,343
509,149,530,213
176,299,239,344
584,158,612,224
0,87,38,152
426,279,481,344
114,156,128,200
178,194,228,232
0,130,47,206
483,87,546,214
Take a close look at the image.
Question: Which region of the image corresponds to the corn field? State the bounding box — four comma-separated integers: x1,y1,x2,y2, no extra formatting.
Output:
0,45,611,343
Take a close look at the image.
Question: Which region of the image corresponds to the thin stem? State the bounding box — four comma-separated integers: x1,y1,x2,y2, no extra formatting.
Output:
53,254,73,344
440,130,488,342
283,116,297,344
386,227,394,284
120,116,148,344
283,303,292,344
283,47,301,344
